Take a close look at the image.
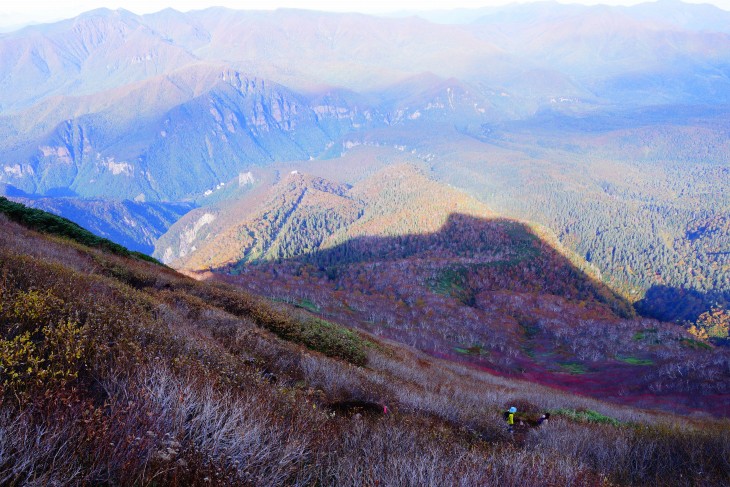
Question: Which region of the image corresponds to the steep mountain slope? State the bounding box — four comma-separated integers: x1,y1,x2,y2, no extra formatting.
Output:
160,164,497,269
153,146,405,266
0,66,377,201
8,196,194,253
1,197,728,485
161,165,728,414
0,9,197,111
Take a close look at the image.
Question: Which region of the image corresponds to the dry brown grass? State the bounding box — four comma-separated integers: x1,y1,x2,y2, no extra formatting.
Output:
1,215,729,486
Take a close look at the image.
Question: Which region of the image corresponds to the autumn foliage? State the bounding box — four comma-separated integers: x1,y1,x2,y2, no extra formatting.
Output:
689,306,730,342
1,206,729,485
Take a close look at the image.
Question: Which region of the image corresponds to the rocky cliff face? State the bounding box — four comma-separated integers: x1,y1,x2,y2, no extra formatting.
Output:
0,68,386,201
12,196,194,253
0,61,507,203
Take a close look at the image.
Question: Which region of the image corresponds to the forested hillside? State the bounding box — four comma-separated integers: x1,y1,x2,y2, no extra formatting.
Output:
428,114,730,324
164,166,728,414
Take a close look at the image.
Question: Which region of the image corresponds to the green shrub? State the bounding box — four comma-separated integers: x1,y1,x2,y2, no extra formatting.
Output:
615,355,654,365
554,408,620,426
454,345,487,356
680,338,712,350
557,362,588,374
298,317,367,366
187,284,368,365
295,298,321,313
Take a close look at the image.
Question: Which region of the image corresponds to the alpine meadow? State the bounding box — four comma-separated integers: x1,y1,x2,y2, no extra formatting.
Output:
0,1,729,486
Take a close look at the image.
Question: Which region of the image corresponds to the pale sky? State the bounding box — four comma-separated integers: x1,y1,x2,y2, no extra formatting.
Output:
1,0,729,30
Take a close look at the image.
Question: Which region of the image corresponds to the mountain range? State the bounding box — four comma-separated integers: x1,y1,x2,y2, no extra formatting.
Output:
1,4,730,481
3,2,730,202
0,1,728,391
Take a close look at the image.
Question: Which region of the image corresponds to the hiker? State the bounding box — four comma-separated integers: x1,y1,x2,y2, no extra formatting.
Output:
504,406,517,433
537,413,551,426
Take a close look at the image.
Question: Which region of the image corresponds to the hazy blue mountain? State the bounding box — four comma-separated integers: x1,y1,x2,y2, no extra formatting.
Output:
472,0,730,33
0,9,197,112
3,4,730,203
9,195,193,253
471,4,730,104
0,67,384,201
625,0,730,33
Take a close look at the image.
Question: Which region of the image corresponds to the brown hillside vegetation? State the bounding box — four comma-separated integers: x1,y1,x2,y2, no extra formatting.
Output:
176,165,729,415
2,198,728,485
219,212,730,416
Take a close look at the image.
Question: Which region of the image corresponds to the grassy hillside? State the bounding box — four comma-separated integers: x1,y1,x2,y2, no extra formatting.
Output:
2,195,729,485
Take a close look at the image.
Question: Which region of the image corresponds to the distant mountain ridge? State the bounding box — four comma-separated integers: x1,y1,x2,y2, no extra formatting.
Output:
3,3,730,202
1,1,729,325
157,164,496,269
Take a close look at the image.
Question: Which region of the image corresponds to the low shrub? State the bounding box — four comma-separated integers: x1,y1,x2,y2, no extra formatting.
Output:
188,284,368,365
297,317,367,366
558,362,588,374
615,355,654,365
553,408,620,426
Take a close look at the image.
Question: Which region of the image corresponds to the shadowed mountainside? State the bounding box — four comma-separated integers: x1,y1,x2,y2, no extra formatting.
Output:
637,284,730,325
172,170,728,414
7,196,195,253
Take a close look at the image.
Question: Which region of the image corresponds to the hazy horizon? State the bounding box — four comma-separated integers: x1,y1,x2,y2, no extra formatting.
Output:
2,0,730,31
